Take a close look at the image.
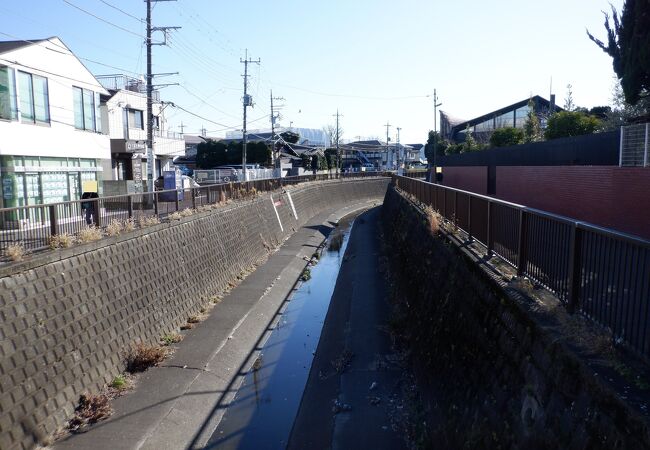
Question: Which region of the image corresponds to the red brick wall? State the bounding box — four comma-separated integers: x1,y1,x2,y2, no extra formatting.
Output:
496,166,650,239
442,166,487,195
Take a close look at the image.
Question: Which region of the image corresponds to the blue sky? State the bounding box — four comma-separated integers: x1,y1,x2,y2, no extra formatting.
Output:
0,0,624,144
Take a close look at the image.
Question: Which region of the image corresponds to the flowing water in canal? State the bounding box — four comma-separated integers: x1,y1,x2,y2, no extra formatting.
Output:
207,216,356,449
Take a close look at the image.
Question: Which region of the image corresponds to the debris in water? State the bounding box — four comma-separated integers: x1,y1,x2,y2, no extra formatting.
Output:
332,400,353,414
369,381,378,391
368,396,381,406
252,355,263,371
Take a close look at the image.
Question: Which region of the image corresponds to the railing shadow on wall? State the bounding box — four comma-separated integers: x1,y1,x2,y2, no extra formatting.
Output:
393,175,650,361
0,172,388,258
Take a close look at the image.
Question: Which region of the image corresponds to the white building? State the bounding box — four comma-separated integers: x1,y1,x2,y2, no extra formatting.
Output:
98,75,184,188
0,37,110,208
226,127,329,147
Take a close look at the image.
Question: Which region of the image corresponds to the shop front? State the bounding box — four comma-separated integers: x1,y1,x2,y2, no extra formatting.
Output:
0,155,103,227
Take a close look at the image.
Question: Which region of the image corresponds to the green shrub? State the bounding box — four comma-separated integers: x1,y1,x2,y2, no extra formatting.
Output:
489,127,525,147
544,111,601,140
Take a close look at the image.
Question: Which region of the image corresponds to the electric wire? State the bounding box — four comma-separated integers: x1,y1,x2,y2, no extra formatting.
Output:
97,0,143,23
61,0,151,40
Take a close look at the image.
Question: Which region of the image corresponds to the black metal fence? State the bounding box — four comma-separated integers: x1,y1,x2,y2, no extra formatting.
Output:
438,130,619,167
0,172,385,257
394,175,650,359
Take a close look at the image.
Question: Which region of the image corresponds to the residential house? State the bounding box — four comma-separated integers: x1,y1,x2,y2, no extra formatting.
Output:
0,37,110,209
98,74,184,190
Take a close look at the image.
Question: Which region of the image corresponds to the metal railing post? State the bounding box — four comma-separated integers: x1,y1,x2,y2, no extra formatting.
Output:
567,224,583,313
154,192,159,216
127,195,133,219
92,199,101,227
191,188,197,210
486,200,493,255
434,184,438,210
48,204,59,237
454,191,458,225
468,195,472,241
516,210,528,275
175,190,180,211
643,123,650,167
443,188,447,217
619,125,624,167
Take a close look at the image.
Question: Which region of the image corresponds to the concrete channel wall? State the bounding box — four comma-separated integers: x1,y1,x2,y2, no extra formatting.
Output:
381,184,650,449
0,178,389,450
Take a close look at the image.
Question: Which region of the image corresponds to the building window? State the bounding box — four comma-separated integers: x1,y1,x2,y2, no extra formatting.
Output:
18,71,49,124
0,66,18,121
73,86,98,131
514,106,529,128
127,108,144,129
495,111,514,128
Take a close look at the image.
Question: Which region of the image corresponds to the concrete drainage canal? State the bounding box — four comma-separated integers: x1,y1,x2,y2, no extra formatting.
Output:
207,209,365,449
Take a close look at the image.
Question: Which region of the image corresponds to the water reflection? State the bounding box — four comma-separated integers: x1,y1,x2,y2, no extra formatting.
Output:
207,219,354,450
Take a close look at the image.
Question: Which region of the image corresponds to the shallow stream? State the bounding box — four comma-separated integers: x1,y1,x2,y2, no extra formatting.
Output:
206,215,357,449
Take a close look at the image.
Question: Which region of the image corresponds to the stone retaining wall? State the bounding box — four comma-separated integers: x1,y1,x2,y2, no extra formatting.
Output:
381,184,650,449
0,178,388,450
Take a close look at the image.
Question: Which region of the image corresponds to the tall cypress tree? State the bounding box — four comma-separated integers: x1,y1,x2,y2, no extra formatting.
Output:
587,0,650,105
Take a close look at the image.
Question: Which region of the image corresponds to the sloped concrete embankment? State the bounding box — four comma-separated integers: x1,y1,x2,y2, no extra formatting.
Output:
381,184,650,449
0,178,388,450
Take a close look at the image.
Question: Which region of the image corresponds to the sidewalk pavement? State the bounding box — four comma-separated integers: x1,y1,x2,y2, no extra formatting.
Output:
53,199,380,450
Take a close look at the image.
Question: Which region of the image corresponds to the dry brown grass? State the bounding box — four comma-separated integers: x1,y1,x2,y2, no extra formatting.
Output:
423,205,441,235
49,233,74,249
5,243,25,261
105,219,123,237
180,208,194,217
161,332,183,346
138,215,160,227
125,343,167,373
168,211,183,220
77,226,103,243
68,393,112,431
122,218,136,232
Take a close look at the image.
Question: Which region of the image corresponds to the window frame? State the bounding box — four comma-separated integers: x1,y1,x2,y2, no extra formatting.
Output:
17,70,50,125
0,65,18,121
72,85,98,132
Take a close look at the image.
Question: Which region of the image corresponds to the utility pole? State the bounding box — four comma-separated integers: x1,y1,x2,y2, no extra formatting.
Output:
396,127,402,175
270,90,284,172
145,0,179,192
240,49,260,182
384,121,391,170
333,110,343,174
432,89,442,183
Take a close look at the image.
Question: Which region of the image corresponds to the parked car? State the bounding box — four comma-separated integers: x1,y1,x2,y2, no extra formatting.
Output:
213,166,240,182
182,175,200,189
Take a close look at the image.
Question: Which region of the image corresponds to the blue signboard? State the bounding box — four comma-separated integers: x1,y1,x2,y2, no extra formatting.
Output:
160,170,183,202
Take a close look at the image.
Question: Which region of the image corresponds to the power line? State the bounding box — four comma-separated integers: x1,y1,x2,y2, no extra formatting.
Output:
179,84,241,120
61,0,154,40
0,56,114,88
270,80,432,100
203,114,269,134
97,0,142,22
170,103,232,128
